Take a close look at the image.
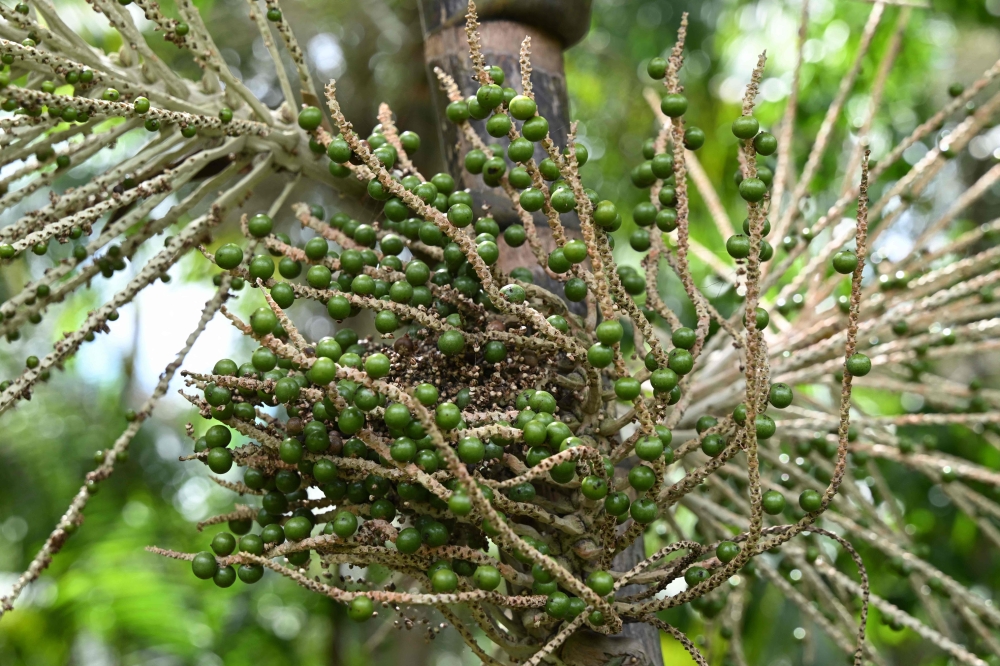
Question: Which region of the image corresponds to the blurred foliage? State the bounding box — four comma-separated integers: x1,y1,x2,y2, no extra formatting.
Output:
2,0,999,665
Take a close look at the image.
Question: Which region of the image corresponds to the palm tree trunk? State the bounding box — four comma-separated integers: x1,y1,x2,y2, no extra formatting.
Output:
418,3,664,664
417,0,588,229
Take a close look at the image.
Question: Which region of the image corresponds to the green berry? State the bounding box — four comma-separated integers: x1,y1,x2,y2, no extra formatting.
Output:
307,357,337,385
799,489,823,513
768,383,793,409
667,349,693,375
716,541,740,563
213,566,236,588
215,243,243,269
206,446,232,473
732,115,760,140
436,402,461,430
528,390,556,414
205,425,232,448
762,490,785,515
191,552,218,580
274,376,300,403
846,353,871,377
683,127,705,150
473,565,502,590
738,177,767,202
628,464,656,492
522,115,549,142
747,307,769,330
635,436,663,461
297,106,323,131
447,203,473,228
519,188,544,212
446,100,469,123
279,438,304,464
755,414,776,439
580,475,608,500
373,145,396,168
660,93,687,117
509,94,537,120
650,368,678,393
438,330,465,356
483,340,507,363
478,241,500,265
247,213,273,238
364,353,390,379
754,132,777,155
457,436,485,464
614,377,641,401
347,596,373,622
396,528,421,554
238,564,264,584
656,208,678,231
588,343,614,368
564,278,588,302
671,327,696,349
546,591,569,618
727,235,751,259
629,498,658,523
239,533,264,555
604,492,630,516
331,511,358,538
284,516,312,541
390,437,417,462
647,57,667,79
593,200,618,227
399,130,420,154
415,383,439,405
684,566,710,587
374,310,399,334
833,251,858,274
270,282,294,308
701,434,725,457
446,492,471,516
587,570,615,596
651,153,674,179
464,150,487,175
248,254,275,281
476,84,503,109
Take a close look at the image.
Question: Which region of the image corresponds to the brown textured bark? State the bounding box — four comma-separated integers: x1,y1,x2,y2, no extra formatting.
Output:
557,465,664,666
598,537,664,666
553,455,664,666
418,0,592,47
561,629,658,666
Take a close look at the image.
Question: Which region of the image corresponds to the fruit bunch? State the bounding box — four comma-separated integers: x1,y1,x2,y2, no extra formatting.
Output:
3,1,1000,664
160,7,878,661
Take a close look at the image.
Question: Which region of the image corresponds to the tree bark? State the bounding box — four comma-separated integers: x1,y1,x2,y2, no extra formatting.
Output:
555,470,665,666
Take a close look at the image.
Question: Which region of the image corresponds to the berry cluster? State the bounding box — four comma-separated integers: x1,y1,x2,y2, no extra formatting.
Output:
3,1,999,664
167,6,878,655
